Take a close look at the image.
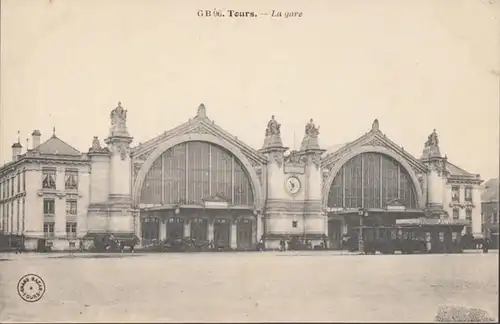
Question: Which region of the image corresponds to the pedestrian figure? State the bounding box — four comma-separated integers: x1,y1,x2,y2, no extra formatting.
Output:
482,239,489,253
279,239,285,252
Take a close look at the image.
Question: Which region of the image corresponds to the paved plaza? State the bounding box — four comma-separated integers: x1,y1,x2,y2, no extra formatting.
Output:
0,251,498,322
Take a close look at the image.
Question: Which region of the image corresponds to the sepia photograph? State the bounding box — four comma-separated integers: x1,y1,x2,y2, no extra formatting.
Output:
0,0,499,322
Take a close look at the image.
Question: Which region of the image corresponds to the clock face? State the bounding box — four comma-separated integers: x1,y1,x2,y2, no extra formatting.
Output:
286,176,301,195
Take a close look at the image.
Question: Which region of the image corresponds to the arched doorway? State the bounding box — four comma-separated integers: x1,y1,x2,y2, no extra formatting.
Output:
325,151,421,249
137,140,258,249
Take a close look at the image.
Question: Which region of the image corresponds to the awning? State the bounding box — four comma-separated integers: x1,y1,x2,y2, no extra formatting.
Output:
396,218,470,227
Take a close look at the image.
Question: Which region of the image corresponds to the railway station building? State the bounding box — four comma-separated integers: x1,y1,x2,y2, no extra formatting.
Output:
0,102,484,251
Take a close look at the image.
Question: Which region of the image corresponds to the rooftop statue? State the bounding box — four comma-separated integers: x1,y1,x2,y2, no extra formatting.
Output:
110,101,127,128
305,118,320,137
425,129,439,147
91,136,101,150
266,115,281,136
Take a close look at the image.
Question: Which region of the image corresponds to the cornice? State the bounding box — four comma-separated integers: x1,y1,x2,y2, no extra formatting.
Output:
446,177,483,185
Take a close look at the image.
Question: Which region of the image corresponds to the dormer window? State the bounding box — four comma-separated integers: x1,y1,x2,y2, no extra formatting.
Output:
451,186,460,202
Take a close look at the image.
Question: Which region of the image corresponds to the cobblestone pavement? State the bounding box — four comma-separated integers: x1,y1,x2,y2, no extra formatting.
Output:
0,251,498,322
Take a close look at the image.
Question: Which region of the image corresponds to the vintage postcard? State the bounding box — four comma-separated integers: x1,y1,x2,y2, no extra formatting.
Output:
0,0,498,322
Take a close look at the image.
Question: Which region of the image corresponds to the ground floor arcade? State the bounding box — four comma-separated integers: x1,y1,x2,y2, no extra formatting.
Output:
139,207,259,250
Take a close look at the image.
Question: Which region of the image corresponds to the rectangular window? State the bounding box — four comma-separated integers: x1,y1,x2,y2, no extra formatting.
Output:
451,186,460,202
452,209,459,219
64,170,78,190
65,222,77,236
43,222,55,236
22,171,26,191
17,174,20,193
464,187,472,202
10,178,14,196
66,199,77,215
42,169,56,189
43,199,55,215
466,209,472,221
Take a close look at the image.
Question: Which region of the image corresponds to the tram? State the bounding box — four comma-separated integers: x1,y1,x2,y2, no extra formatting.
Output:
346,218,468,254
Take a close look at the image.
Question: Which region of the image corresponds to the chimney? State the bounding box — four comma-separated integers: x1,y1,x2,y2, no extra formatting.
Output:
32,130,41,149
11,142,22,161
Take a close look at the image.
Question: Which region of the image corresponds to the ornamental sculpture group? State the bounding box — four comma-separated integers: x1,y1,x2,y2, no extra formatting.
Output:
425,129,439,147
265,115,320,137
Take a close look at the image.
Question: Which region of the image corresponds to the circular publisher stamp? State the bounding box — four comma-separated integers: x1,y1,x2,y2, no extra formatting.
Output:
17,274,46,303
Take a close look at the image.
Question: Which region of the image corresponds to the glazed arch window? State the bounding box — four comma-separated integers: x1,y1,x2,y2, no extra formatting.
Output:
452,208,459,220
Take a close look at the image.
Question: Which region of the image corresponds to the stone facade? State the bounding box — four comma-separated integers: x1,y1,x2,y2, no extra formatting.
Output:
0,103,485,250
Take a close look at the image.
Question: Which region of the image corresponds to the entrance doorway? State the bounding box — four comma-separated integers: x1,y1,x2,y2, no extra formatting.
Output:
328,219,343,249
191,218,208,241
167,217,184,239
142,217,160,244
237,219,252,250
214,219,230,248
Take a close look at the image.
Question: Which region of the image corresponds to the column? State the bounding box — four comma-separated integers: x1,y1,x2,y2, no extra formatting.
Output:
207,221,214,242
183,220,191,238
159,219,166,241
459,186,465,219
231,221,237,249
256,213,263,241
55,167,66,237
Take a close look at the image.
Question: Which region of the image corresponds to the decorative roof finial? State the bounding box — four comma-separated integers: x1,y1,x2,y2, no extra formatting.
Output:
17,130,20,143
118,101,122,108
197,103,207,118
372,119,379,131
52,127,56,137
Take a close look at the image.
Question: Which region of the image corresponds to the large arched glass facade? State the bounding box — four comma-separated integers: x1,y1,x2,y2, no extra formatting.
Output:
140,141,254,206
327,153,418,209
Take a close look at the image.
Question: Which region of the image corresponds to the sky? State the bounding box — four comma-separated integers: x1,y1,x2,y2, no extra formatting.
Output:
1,0,499,180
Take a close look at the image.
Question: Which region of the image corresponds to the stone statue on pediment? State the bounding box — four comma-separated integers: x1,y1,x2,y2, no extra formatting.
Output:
266,115,281,136
305,118,320,137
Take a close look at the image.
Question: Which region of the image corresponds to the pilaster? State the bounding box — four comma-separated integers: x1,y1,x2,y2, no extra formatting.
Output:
183,220,191,238
231,221,237,249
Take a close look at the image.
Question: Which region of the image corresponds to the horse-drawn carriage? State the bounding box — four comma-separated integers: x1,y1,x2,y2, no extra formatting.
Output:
87,233,139,252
